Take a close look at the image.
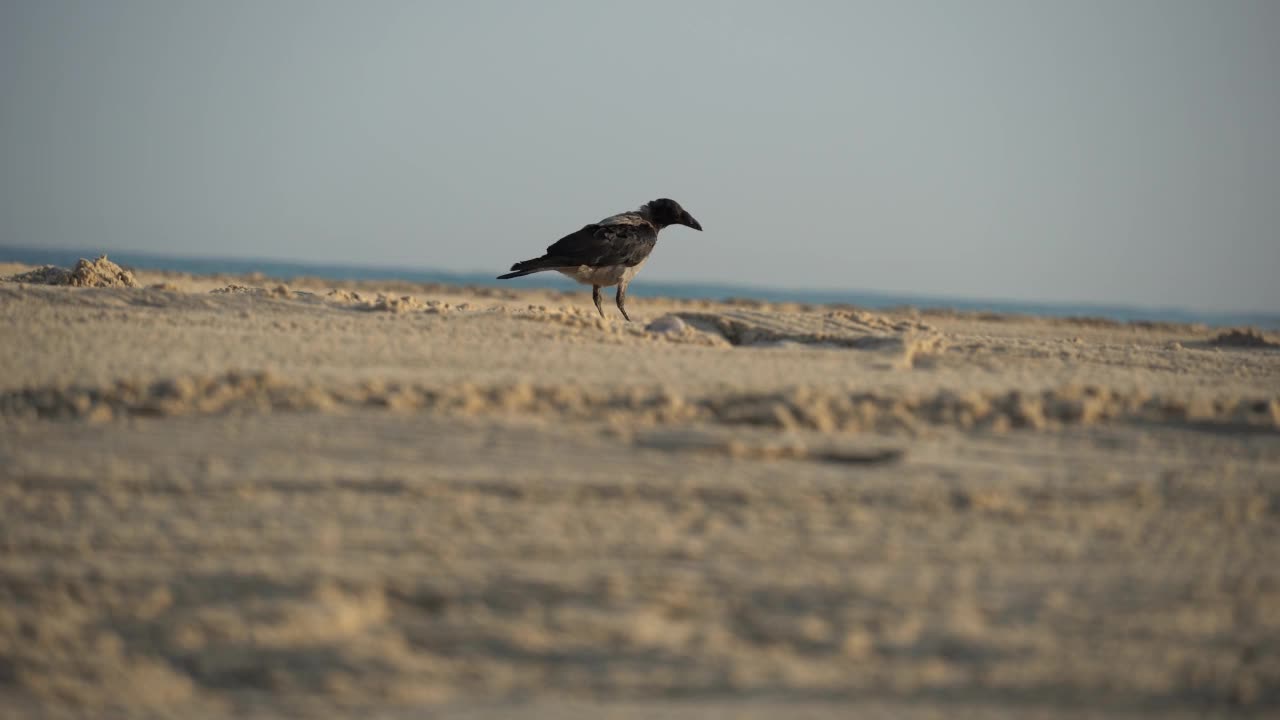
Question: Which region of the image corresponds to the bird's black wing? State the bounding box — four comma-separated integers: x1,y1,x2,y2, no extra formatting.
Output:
543,222,658,267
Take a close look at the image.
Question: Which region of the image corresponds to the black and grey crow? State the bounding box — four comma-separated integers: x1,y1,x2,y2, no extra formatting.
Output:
497,198,702,321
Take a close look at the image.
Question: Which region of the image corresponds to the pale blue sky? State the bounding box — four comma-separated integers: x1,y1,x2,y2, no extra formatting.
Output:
2,1,1277,312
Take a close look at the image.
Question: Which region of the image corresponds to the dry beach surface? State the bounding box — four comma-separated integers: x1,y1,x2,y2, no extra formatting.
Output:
1,257,1278,719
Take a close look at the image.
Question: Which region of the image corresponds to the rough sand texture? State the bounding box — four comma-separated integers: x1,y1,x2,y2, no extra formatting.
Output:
1,263,1278,719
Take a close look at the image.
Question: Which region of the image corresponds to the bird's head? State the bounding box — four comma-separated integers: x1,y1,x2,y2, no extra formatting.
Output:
645,198,702,231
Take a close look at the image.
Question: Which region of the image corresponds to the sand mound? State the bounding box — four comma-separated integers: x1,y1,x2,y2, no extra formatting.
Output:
9,255,138,288
509,307,941,354
670,309,933,349
210,283,320,300
325,289,432,313
509,306,731,347
1209,328,1278,348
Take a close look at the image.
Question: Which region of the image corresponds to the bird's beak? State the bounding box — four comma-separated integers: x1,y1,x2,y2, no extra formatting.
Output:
681,211,703,231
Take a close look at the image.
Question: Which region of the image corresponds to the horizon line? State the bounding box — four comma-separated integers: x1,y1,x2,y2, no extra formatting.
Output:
1,241,1277,324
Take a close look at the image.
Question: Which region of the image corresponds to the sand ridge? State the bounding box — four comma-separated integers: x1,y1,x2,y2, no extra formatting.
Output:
3,370,1277,438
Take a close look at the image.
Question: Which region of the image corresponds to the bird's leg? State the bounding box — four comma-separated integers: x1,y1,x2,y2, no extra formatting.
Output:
616,283,631,322
592,285,605,318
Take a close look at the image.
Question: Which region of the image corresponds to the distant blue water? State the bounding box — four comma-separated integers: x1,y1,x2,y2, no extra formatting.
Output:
3,245,1277,329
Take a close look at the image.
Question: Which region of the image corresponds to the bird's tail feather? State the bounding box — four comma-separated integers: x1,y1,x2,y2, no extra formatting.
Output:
497,268,538,280
496,256,557,280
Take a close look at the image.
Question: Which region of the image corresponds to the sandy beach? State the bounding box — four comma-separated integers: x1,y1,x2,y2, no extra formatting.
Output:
1,257,1278,719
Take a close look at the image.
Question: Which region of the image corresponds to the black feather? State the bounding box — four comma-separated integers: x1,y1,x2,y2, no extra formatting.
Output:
496,220,660,281
496,268,537,280
541,222,658,268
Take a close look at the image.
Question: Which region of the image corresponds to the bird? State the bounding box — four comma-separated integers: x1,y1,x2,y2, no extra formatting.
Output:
497,198,702,321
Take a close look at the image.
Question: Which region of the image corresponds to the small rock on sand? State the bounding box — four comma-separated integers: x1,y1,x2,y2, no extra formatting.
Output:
646,315,687,334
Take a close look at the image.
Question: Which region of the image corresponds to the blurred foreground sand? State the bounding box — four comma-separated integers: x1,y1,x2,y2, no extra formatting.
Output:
1,259,1278,719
